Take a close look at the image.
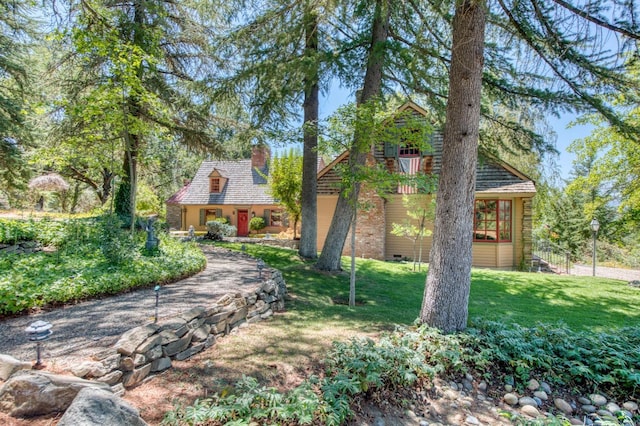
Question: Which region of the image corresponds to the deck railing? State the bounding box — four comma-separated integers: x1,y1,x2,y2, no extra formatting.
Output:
532,237,571,274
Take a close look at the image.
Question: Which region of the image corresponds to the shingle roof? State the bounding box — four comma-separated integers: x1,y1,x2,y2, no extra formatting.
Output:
166,182,191,205
179,160,276,205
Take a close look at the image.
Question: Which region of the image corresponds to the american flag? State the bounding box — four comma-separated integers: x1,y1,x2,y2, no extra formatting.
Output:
398,157,421,194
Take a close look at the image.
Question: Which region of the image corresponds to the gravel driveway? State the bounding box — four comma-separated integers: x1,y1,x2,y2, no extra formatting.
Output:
0,245,266,369
570,264,640,281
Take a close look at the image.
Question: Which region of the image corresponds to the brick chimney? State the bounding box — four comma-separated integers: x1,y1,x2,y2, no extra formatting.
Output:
251,145,270,170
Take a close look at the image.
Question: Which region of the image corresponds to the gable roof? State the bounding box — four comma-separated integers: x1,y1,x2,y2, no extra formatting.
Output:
178,160,275,205
317,102,536,196
166,182,191,205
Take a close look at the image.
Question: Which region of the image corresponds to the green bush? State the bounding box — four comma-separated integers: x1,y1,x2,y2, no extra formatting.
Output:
249,216,266,232
0,225,205,315
164,321,640,426
205,220,236,240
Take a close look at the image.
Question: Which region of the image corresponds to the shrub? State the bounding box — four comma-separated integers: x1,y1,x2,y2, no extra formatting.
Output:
249,216,266,232
205,220,236,240
0,231,205,315
99,214,137,265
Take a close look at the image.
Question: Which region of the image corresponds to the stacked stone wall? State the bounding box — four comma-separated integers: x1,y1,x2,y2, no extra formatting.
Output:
0,241,41,255
166,205,182,230
63,270,287,394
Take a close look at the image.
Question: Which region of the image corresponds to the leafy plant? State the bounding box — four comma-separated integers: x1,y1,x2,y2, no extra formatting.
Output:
0,219,205,315
99,214,136,265
249,216,265,232
205,220,236,241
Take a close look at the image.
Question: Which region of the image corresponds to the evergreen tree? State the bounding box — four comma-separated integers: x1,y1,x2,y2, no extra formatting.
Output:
0,0,35,195
419,0,640,332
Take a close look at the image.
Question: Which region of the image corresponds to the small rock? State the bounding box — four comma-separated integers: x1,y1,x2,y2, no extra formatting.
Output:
527,379,540,391
623,401,638,412
519,396,538,407
540,381,552,394
504,384,513,392
554,398,573,414
590,394,607,406
373,416,385,426
449,381,458,391
419,421,429,426
521,404,541,418
444,389,458,400
569,418,584,425
478,381,487,392
605,402,621,413
465,415,479,425
582,404,597,413
597,409,613,417
578,397,591,405
465,373,474,382
533,397,542,406
462,379,473,392
503,393,519,406
534,391,548,401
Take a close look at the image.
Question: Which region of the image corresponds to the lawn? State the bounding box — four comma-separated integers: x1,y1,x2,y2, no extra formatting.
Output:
157,243,640,426
223,242,639,333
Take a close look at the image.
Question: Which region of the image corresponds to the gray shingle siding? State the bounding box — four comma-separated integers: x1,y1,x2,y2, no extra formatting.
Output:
180,160,276,205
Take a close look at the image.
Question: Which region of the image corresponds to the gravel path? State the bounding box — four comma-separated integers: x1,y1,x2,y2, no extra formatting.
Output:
570,264,640,281
0,245,266,369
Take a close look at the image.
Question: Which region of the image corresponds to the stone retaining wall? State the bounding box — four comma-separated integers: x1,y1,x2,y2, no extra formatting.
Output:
0,241,40,255
66,269,287,393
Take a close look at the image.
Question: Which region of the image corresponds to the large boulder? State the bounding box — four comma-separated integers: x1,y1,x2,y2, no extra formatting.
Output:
0,370,111,417
57,387,147,426
0,354,31,381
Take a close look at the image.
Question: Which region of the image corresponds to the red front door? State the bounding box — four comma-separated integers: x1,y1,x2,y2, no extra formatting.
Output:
237,210,249,236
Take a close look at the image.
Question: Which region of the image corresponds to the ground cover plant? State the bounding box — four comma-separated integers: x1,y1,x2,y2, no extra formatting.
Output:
0,217,205,315
161,243,640,426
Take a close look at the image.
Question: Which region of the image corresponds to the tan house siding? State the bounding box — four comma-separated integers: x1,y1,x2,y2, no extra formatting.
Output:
384,194,434,261
522,198,533,269
183,205,284,233
317,195,338,251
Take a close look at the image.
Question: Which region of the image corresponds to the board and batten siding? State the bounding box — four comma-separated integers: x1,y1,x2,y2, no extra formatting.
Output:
316,195,339,251
384,194,434,261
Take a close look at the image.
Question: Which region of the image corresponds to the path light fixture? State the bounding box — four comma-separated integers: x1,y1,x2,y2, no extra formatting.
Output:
154,285,161,323
257,259,265,279
590,218,600,277
25,320,53,369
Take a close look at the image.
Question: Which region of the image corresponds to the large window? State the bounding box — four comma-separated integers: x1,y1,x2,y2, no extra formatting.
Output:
473,199,511,242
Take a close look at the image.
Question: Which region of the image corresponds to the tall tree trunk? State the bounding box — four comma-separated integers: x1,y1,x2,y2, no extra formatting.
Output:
315,0,390,271
299,8,319,259
420,0,486,332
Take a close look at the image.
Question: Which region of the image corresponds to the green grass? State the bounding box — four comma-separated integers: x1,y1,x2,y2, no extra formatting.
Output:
219,242,639,333
0,217,206,315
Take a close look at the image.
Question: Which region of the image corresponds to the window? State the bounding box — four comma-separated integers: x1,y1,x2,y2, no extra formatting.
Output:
200,208,222,225
473,200,511,242
210,178,220,193
263,209,287,227
399,143,420,157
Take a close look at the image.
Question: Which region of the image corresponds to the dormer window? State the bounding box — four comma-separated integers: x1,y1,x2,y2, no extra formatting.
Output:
210,178,220,193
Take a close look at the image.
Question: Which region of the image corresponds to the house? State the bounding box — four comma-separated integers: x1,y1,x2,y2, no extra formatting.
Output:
316,101,536,269
166,146,288,236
